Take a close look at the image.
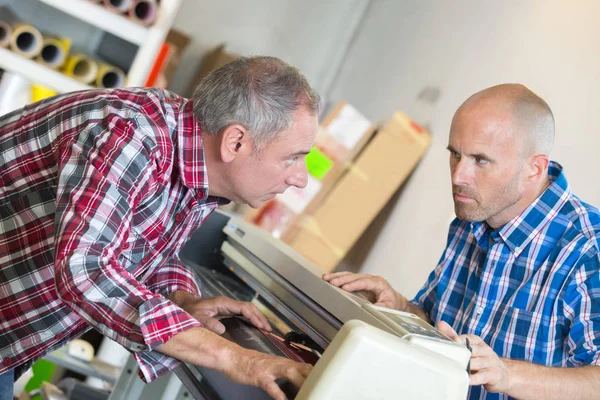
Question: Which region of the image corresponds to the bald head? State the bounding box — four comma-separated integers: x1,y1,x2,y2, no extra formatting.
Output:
457,84,555,156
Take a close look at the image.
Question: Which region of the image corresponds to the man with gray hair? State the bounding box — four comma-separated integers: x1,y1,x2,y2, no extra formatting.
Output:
325,84,600,399
0,56,320,400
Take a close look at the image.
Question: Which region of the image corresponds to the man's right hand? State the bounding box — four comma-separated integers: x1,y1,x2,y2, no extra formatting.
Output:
323,271,407,310
222,346,312,400
157,326,312,400
323,272,432,323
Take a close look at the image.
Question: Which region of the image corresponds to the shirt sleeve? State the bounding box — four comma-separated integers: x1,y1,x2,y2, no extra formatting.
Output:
145,257,202,298
563,255,600,367
53,116,201,380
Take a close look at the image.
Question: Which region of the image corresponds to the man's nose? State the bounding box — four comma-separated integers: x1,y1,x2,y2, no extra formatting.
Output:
286,165,308,189
452,159,472,186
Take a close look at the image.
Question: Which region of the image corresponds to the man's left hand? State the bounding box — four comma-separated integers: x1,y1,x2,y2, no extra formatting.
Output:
170,291,271,335
437,320,512,394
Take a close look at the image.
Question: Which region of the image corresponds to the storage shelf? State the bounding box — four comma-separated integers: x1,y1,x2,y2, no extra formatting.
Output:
46,346,120,384
39,0,148,45
0,48,90,93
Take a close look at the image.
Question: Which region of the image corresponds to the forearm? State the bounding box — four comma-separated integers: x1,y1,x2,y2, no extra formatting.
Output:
169,290,196,305
397,293,432,324
404,301,432,323
156,326,243,373
505,360,600,399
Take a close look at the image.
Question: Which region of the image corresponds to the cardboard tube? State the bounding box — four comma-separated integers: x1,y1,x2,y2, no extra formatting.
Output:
0,6,17,49
129,0,158,26
37,36,71,69
9,22,43,59
95,62,126,88
0,21,11,48
102,0,135,13
63,53,98,84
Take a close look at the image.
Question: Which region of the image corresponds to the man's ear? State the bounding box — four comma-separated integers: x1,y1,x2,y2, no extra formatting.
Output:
220,124,251,163
528,154,550,182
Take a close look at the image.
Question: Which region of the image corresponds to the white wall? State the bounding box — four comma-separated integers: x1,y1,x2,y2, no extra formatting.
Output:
329,0,600,298
170,0,369,96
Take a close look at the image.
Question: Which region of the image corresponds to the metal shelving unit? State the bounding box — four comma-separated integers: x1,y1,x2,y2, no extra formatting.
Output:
0,47,89,93
0,0,182,94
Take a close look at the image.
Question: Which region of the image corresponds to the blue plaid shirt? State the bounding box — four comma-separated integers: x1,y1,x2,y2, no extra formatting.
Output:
413,161,600,400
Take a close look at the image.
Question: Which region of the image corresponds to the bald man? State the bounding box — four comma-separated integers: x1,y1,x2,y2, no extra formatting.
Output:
324,84,600,399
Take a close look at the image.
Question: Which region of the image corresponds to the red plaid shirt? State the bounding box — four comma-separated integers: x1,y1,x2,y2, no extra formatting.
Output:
0,88,226,381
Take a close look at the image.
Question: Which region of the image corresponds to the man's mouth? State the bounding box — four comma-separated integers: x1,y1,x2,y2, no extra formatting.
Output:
454,192,475,201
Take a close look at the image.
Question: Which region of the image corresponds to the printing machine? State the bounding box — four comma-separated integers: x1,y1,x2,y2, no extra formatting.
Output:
175,211,471,400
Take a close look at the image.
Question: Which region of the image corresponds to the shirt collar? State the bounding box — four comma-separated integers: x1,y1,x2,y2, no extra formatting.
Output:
470,161,571,256
176,100,230,206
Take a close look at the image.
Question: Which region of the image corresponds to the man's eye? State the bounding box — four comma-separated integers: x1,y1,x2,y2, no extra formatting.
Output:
450,151,460,159
475,157,488,164
287,156,298,165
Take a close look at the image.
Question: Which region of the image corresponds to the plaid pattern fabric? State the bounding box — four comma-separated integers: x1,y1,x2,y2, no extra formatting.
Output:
0,88,226,382
413,162,600,400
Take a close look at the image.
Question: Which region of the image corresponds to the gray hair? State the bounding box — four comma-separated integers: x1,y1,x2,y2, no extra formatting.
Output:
193,56,321,150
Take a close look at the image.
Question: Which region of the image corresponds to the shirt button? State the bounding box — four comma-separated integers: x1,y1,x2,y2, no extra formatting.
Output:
198,190,206,199
122,243,130,250
175,213,183,223
477,306,484,315
3,357,12,365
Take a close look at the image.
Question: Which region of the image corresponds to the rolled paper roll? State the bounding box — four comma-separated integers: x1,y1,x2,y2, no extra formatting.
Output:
95,62,126,88
102,0,135,13
129,0,158,26
0,71,31,116
0,21,12,48
37,36,71,69
63,53,98,85
9,22,43,59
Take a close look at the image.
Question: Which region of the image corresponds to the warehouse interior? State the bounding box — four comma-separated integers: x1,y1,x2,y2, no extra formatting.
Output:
1,1,599,399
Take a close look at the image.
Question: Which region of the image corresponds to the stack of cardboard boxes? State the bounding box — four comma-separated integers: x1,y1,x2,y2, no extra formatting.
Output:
285,110,431,271
249,104,431,272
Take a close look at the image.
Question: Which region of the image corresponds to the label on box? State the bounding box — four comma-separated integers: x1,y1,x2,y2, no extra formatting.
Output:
306,147,334,180
278,175,322,214
326,103,371,150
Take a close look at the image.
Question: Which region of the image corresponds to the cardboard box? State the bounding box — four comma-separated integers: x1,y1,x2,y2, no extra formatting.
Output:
187,45,238,96
286,111,431,272
163,29,192,85
316,101,374,163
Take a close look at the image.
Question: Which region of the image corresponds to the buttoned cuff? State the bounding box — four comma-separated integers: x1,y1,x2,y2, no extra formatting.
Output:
138,297,202,352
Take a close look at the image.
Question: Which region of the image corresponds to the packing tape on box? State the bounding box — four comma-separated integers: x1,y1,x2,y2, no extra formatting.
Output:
63,53,98,85
299,216,346,259
0,20,12,48
341,159,369,182
95,62,126,88
9,22,43,59
36,36,71,69
382,112,431,147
